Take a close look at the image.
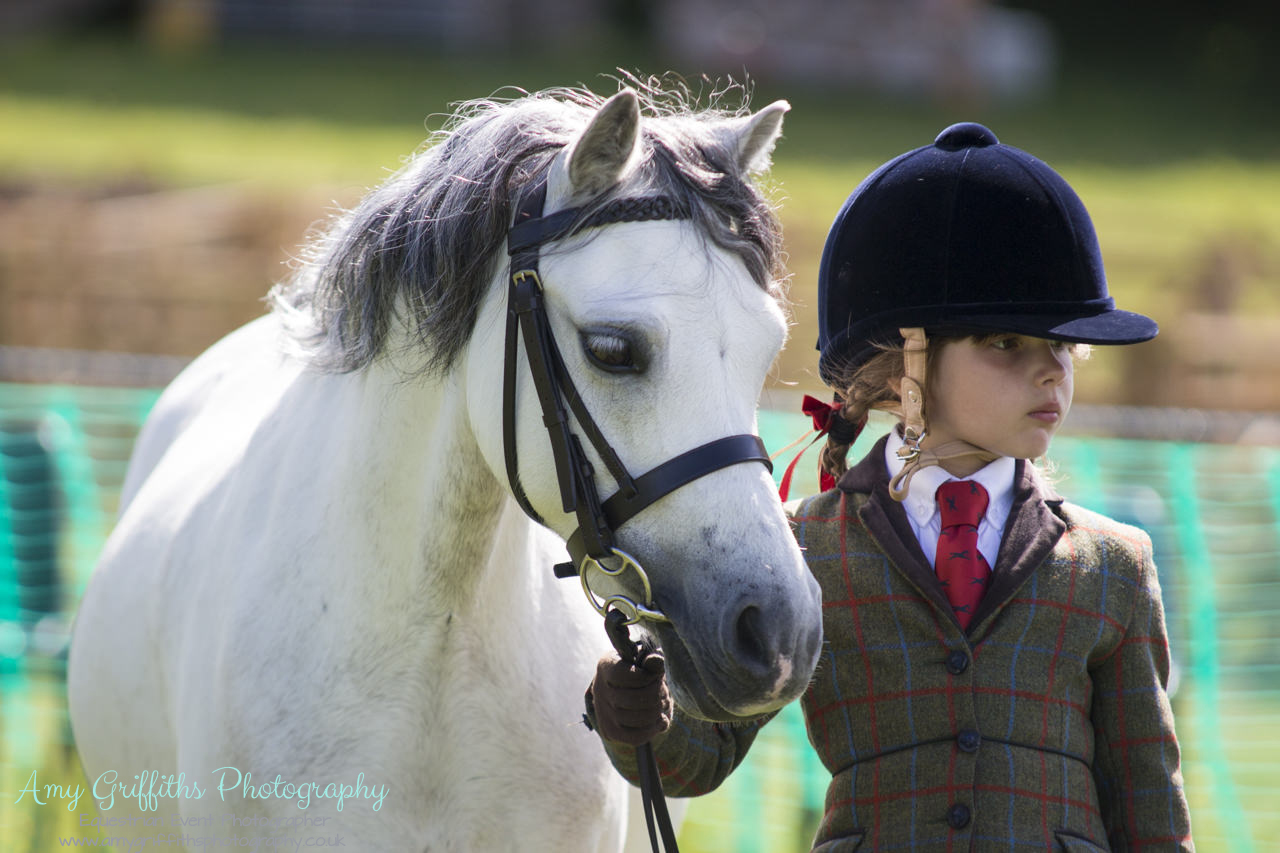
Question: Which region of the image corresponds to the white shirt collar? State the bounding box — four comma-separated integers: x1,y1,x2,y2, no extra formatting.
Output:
884,428,1016,530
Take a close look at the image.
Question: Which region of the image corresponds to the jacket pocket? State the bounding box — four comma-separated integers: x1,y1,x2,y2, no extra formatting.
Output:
1055,830,1109,852
812,830,865,852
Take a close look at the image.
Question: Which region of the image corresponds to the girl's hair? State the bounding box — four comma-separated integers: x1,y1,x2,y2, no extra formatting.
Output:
817,331,1089,481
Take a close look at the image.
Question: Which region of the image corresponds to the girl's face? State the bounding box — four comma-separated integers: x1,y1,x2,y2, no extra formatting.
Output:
923,334,1074,474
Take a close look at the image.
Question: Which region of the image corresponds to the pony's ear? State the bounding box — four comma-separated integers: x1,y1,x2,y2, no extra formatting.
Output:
549,89,642,207
729,100,790,174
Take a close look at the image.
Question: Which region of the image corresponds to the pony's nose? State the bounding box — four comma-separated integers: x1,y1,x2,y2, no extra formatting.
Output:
719,574,823,686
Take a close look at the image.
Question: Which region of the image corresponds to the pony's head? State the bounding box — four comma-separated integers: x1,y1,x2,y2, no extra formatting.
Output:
272,79,823,721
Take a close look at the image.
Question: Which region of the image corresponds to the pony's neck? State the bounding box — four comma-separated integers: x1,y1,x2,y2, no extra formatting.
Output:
334,356,551,620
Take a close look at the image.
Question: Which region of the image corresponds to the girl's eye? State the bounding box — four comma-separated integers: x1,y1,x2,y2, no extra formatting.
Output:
991,336,1021,351
582,332,641,374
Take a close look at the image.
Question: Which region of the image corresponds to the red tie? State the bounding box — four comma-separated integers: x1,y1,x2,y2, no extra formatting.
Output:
934,480,991,630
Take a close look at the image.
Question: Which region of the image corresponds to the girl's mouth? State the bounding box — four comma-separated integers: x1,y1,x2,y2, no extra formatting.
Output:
1028,404,1061,423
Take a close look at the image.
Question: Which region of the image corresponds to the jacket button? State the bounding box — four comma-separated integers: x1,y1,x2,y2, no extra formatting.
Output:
957,729,981,752
946,650,969,674
947,803,971,829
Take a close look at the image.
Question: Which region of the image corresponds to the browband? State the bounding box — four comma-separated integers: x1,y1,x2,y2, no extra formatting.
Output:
508,195,690,254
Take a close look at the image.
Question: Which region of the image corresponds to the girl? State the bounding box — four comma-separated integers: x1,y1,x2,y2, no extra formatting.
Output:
586,122,1193,851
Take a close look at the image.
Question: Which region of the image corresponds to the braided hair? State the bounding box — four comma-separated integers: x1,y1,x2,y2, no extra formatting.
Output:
818,330,988,482
818,347,905,482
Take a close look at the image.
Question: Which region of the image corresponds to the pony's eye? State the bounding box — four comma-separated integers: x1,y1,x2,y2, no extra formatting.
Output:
582,332,641,374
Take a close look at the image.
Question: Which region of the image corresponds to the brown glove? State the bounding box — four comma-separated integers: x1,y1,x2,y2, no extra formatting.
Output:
587,652,673,746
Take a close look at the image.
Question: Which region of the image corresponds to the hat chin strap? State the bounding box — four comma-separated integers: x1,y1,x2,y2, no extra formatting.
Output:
888,327,998,501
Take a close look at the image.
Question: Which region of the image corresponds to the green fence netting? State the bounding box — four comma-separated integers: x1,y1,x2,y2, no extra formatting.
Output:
2,385,1276,851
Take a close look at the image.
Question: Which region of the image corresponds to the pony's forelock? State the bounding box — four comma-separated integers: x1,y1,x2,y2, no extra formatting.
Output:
269,76,785,376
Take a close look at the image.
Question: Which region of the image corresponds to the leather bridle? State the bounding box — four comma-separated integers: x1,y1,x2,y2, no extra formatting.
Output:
502,177,774,624
503,176,775,853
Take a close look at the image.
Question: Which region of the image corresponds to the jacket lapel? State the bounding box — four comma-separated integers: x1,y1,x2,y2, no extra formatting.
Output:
836,438,1068,636
838,436,958,620
970,459,1067,630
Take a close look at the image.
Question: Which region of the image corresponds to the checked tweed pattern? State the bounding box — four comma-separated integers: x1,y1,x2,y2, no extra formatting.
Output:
594,438,1192,851
934,480,991,629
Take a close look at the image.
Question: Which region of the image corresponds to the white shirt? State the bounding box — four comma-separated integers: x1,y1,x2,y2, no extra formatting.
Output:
884,429,1016,569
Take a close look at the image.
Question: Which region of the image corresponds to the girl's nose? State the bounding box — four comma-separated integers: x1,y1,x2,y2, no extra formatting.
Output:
1037,342,1071,384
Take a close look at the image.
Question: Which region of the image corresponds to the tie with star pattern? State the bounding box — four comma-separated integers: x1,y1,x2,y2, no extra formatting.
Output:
934,480,991,630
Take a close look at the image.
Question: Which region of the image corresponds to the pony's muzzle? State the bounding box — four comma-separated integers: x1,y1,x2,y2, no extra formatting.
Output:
683,567,823,714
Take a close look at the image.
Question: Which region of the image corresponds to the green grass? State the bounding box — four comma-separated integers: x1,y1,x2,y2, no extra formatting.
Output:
4,34,1279,182
0,94,417,188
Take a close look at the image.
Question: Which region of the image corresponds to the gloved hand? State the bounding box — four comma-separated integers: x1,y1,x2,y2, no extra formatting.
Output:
587,652,673,746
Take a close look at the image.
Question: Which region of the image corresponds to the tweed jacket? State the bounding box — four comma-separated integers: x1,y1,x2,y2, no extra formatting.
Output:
596,437,1192,851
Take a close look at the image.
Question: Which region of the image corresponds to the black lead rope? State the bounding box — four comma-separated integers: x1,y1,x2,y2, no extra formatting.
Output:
604,609,681,853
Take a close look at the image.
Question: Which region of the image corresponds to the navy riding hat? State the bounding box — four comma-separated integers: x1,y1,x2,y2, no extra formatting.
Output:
816,122,1157,385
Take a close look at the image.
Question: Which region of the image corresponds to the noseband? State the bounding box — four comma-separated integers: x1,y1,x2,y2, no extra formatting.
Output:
502,177,774,625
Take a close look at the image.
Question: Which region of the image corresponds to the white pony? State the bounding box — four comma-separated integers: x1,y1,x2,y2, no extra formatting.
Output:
68,83,823,851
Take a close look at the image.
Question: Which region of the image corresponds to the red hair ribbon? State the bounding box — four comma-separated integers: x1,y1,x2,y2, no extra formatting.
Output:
802,394,841,432
777,395,852,501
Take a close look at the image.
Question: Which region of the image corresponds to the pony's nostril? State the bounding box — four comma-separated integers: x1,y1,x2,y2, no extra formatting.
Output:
734,604,771,669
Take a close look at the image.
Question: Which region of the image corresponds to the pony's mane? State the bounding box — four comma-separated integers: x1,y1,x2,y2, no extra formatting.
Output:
269,77,786,376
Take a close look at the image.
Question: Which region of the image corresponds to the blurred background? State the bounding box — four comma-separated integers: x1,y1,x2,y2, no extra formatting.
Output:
1,1,1277,850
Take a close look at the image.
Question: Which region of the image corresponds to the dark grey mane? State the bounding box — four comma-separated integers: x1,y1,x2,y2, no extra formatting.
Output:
269,79,785,376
